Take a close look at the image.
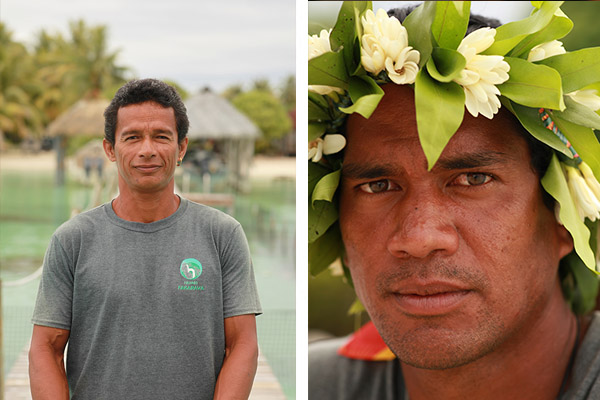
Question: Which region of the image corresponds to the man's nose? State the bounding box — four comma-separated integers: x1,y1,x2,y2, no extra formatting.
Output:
138,136,156,157
386,191,460,259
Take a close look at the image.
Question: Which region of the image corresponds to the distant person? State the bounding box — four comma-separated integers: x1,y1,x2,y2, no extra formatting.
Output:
83,156,92,178
29,78,262,399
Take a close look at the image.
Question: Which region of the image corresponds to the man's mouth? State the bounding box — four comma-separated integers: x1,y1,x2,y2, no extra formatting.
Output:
391,282,473,316
134,165,162,173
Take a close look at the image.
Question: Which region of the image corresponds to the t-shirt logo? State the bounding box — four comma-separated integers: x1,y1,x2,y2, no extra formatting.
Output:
180,258,202,280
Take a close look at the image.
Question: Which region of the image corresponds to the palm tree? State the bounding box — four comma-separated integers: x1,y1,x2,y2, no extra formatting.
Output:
31,19,129,125
31,30,72,124
0,23,43,141
65,20,129,100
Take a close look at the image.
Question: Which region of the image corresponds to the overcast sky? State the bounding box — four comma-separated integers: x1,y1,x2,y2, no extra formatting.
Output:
1,0,295,94
309,2,533,34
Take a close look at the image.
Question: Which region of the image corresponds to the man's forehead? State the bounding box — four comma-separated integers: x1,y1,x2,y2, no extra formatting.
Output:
345,84,528,156
346,86,416,136
343,94,531,179
117,101,173,115
116,101,176,127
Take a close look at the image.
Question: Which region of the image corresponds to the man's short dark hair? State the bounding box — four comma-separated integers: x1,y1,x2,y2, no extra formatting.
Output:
104,78,189,145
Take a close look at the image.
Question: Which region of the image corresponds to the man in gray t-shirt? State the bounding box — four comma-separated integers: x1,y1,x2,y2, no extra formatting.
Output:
29,79,261,400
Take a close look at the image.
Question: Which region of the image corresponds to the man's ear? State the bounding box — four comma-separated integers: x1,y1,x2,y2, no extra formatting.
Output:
178,137,189,161
556,223,574,261
103,139,116,162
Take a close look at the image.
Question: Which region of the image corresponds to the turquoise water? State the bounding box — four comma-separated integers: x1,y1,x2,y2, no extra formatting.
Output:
0,167,296,398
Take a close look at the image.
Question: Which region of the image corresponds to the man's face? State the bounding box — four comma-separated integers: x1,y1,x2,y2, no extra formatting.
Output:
103,101,187,194
339,84,573,370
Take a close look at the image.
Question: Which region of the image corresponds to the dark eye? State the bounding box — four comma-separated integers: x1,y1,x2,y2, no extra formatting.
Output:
359,179,397,193
453,173,493,186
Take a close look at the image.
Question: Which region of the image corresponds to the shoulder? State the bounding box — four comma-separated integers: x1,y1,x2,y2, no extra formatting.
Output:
184,199,241,231
309,338,404,400
567,311,600,399
309,336,343,371
52,204,108,241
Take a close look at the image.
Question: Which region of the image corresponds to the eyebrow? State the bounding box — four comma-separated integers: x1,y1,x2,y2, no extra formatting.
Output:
121,129,175,137
434,151,511,170
341,151,511,180
341,163,400,180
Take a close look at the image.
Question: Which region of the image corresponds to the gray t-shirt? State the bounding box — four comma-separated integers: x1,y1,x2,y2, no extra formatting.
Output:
309,311,600,399
32,198,262,400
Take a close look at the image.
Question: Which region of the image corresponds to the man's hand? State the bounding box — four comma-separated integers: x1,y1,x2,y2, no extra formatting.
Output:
29,325,70,400
213,314,259,400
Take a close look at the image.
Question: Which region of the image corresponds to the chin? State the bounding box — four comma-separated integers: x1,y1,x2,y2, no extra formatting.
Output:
391,336,496,370
374,311,505,371
133,181,170,193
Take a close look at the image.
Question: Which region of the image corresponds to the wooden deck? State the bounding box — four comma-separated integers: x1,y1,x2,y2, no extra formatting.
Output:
4,343,31,400
4,343,286,399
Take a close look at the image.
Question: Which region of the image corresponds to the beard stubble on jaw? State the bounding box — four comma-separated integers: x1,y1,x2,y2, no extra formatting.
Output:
363,261,511,370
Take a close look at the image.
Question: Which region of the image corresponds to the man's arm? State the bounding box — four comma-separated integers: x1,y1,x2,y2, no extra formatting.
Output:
213,314,259,400
29,325,70,400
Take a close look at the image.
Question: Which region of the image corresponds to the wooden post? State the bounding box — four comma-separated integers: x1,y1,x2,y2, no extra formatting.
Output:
55,136,65,186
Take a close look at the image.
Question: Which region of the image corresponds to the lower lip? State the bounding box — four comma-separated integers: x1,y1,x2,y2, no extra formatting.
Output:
393,291,471,316
135,166,160,173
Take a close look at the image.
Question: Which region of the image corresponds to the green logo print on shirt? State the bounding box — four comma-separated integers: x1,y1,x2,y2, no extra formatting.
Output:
180,258,203,280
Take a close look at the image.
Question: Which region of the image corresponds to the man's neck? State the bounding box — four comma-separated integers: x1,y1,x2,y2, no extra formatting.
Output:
112,180,180,223
401,285,580,400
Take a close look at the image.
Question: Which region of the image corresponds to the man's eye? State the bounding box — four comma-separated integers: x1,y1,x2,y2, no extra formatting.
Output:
453,173,493,187
359,180,396,194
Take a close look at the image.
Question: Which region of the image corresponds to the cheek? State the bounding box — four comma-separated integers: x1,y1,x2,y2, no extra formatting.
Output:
163,147,180,161
463,197,560,296
340,202,381,272
340,202,386,308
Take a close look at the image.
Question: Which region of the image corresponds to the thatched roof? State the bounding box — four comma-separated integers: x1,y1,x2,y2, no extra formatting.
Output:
46,99,110,137
185,88,259,140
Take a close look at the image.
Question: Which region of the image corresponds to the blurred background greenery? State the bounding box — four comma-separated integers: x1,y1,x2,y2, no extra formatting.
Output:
0,20,295,154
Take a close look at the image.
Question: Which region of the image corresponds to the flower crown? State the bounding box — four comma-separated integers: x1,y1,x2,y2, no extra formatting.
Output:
308,1,600,314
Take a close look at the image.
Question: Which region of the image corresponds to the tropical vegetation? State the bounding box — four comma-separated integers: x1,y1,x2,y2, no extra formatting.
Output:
1,19,295,155
1,20,128,143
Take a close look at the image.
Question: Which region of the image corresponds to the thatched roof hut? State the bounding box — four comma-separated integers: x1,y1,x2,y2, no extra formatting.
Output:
45,99,110,185
46,99,109,137
185,88,259,192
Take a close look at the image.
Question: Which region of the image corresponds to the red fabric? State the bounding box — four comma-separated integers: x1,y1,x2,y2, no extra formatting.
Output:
337,321,396,361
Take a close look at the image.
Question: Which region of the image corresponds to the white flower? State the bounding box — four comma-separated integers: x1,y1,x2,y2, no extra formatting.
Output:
361,34,386,74
565,164,600,221
527,40,566,62
308,134,346,163
309,84,344,96
309,29,333,61
308,29,344,95
454,28,510,119
566,89,600,112
385,46,421,85
360,9,420,84
580,162,600,201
